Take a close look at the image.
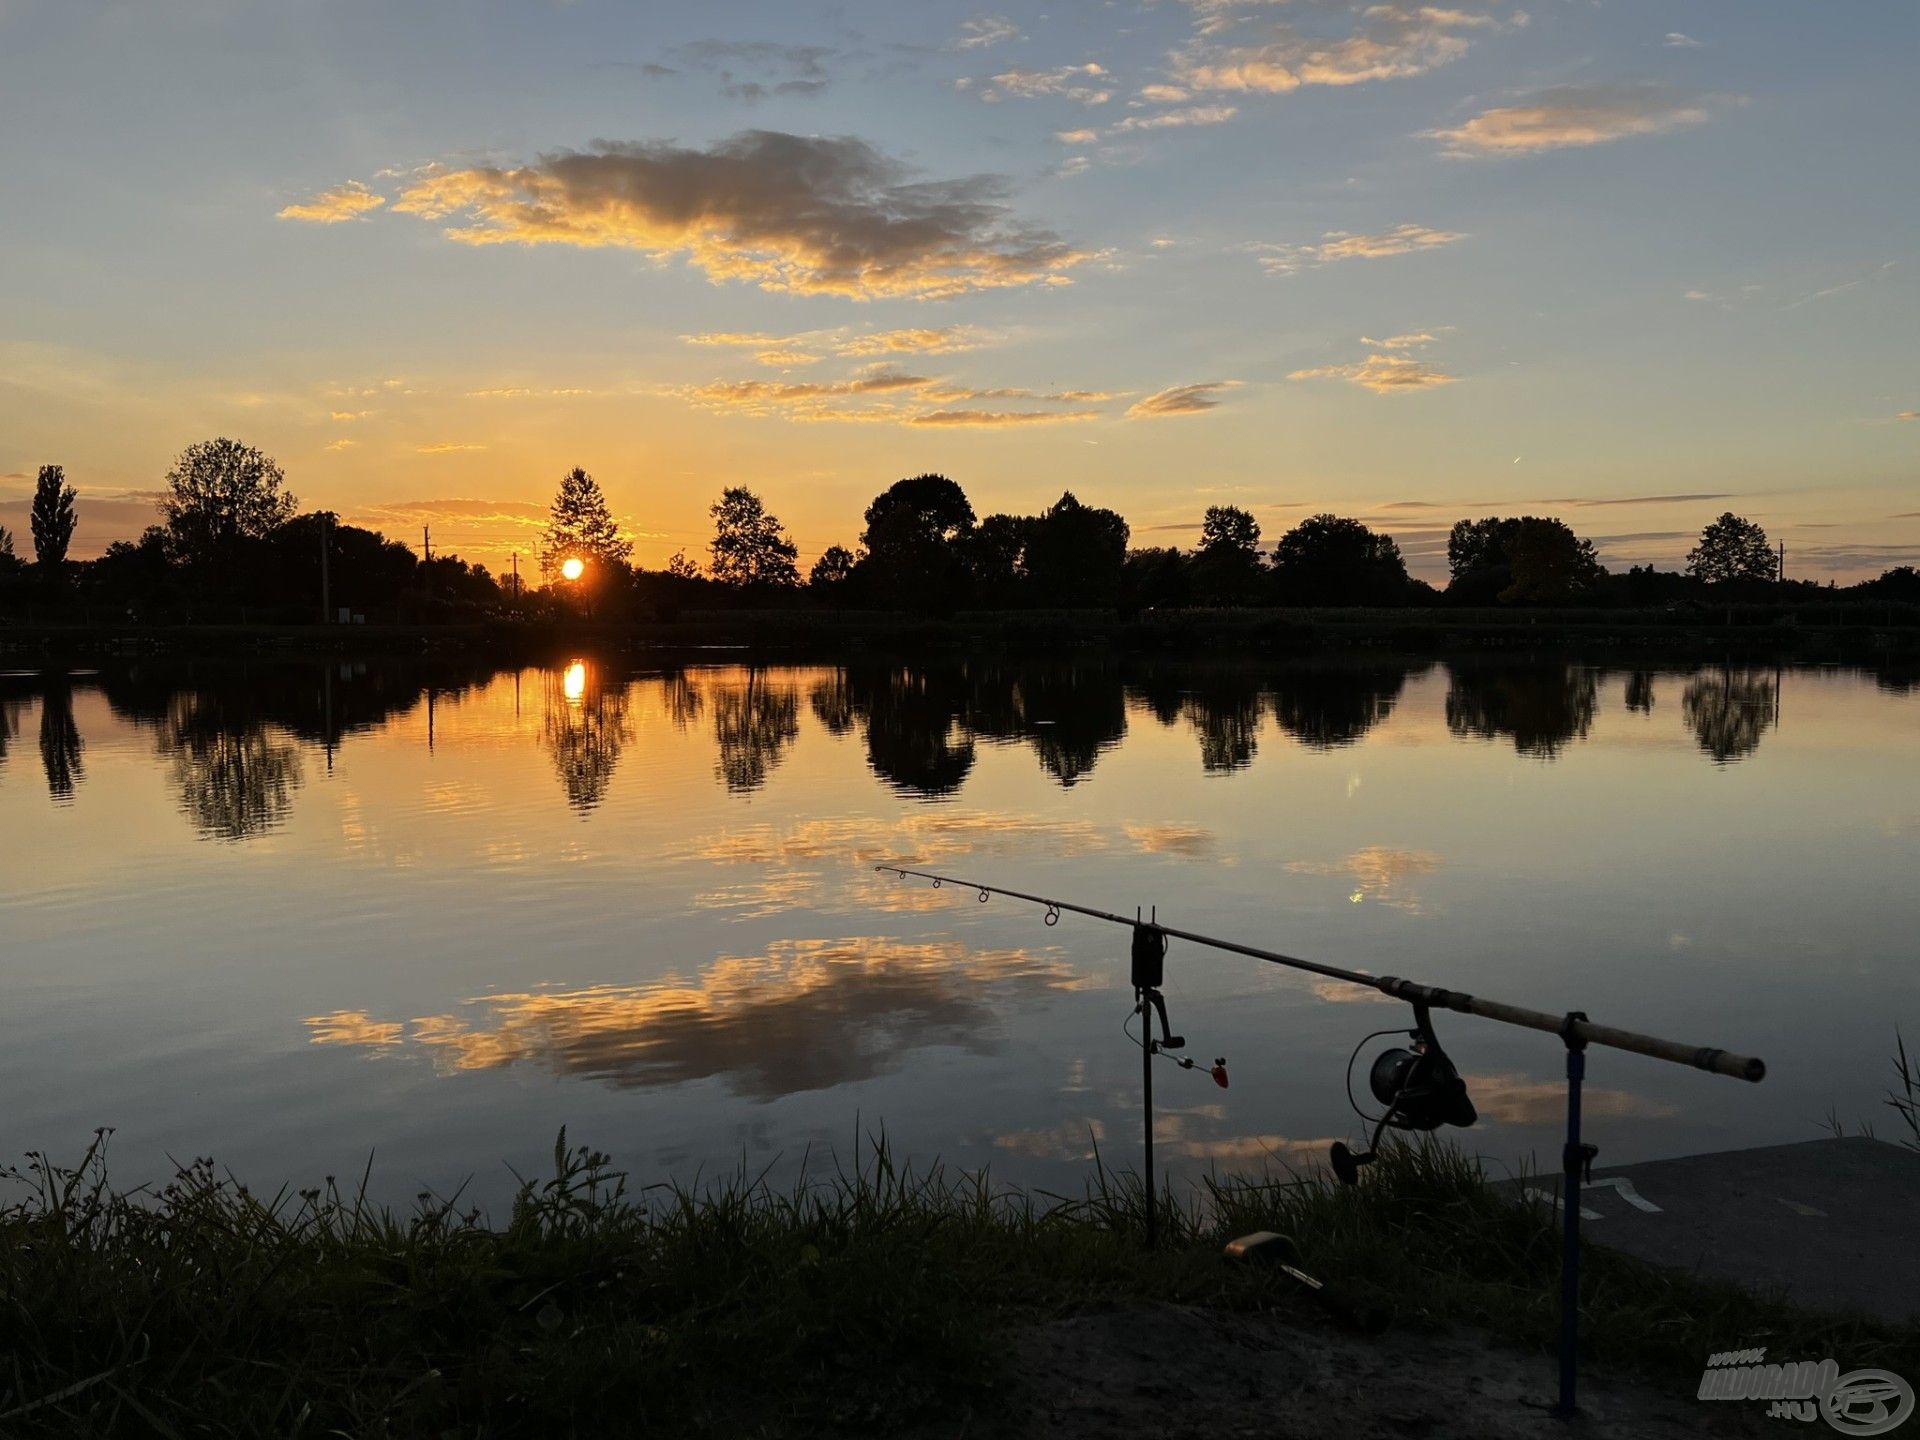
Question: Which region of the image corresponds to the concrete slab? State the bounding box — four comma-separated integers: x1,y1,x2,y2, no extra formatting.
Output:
1517,1137,1920,1324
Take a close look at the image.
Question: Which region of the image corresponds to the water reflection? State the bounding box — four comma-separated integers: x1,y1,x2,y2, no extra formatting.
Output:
839,666,976,797
542,660,633,812
0,658,1908,843
1681,666,1780,764
1624,670,1657,714
1445,663,1598,758
37,677,86,801
307,938,1085,1100
1269,663,1420,750
966,663,1128,787
157,694,305,840
711,671,800,795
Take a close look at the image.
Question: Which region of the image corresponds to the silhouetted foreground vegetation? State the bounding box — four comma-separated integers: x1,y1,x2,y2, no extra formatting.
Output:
4,442,1918,632
3,1133,1911,1438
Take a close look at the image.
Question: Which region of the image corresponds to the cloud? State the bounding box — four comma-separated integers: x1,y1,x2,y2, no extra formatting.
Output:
1056,127,1101,144
1562,492,1735,508
1289,354,1458,392
965,63,1113,104
665,39,838,101
1359,331,1436,349
277,181,386,224
1110,104,1239,133
1175,2,1500,94
837,326,994,357
1249,223,1464,275
1128,381,1238,418
1123,822,1217,857
1139,83,1192,103
954,16,1021,50
1899,410,1920,422
308,937,1083,1101
413,441,487,453
1664,32,1703,48
1426,84,1713,156
390,132,1090,300
907,408,1101,427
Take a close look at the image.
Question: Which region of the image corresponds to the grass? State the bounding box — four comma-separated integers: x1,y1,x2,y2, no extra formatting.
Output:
2,1128,1913,1438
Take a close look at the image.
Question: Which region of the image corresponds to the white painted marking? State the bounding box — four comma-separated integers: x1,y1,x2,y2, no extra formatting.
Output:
1587,1176,1663,1213
1526,1187,1602,1220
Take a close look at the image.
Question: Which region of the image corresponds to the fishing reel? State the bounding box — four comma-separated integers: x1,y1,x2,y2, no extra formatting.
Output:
1330,1001,1476,1184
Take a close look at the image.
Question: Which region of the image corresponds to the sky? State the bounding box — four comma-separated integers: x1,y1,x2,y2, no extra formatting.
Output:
1,0,1915,582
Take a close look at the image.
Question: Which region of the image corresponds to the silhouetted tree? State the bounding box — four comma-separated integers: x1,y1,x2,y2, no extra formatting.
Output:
967,663,1126,786
160,438,297,570
1121,547,1193,610
665,549,703,579
1687,513,1775,585
1193,504,1263,605
966,513,1033,598
809,545,857,592
1272,514,1412,605
0,526,19,578
1447,516,1602,604
37,678,84,800
1023,492,1129,607
858,474,975,608
1500,519,1604,603
1682,667,1777,763
540,467,632,580
709,486,799,587
30,465,77,570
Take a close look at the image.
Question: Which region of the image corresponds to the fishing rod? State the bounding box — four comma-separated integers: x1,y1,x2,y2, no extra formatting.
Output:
874,863,1768,1420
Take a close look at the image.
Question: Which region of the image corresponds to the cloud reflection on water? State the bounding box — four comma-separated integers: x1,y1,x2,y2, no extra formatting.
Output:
307,937,1091,1100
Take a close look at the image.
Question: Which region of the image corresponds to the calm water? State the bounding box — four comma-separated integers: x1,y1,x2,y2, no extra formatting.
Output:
2,656,1916,1208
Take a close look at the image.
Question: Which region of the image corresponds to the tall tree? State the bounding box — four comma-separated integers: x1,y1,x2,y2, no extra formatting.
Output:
809,545,856,590
859,473,976,608
1023,491,1130,606
30,464,78,569
539,466,632,579
1199,505,1260,555
708,486,799,586
0,525,18,576
160,438,297,569
1271,514,1412,605
1687,512,1776,585
1447,515,1602,604
1194,504,1263,605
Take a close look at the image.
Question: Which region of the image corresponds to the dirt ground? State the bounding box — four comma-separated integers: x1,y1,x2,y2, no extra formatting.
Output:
995,1303,1770,1439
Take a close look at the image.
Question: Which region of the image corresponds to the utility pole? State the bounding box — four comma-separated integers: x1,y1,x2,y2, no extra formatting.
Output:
423,525,432,563
512,551,519,598
319,513,332,625
1777,541,1785,584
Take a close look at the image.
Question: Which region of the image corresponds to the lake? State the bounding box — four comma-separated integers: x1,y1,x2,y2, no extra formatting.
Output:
2,655,1915,1209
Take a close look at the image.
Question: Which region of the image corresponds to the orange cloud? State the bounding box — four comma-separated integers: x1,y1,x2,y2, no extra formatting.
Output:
1128,381,1238,417
1427,85,1713,156
1289,354,1458,393
277,180,386,223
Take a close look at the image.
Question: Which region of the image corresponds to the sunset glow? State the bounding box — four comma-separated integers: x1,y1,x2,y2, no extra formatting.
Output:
1,3,1915,582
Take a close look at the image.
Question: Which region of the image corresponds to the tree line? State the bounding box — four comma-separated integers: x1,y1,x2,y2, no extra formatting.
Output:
3,437,1916,623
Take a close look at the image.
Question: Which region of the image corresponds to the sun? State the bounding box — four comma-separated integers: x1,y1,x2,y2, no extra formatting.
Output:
560,557,585,581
